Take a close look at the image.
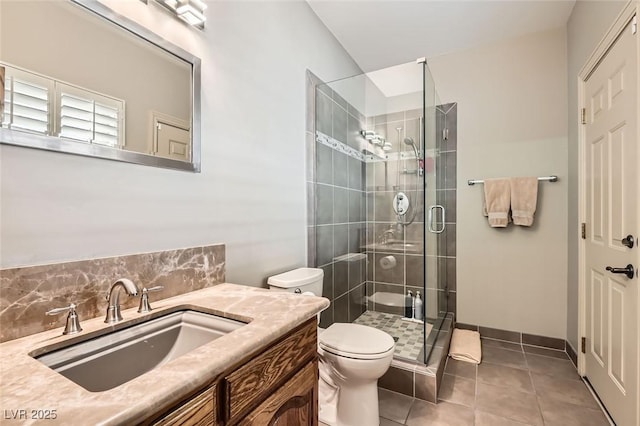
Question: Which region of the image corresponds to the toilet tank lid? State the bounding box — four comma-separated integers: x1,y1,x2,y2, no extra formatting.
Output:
267,267,324,288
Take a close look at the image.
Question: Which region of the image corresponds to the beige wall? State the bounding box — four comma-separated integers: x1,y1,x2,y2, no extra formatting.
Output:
429,28,569,338
565,0,628,351
0,0,362,287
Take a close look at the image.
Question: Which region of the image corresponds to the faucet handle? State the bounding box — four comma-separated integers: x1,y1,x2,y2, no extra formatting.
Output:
46,304,76,316
138,286,164,313
46,303,83,335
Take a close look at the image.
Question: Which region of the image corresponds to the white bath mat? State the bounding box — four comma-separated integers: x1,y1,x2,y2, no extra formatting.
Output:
449,328,482,364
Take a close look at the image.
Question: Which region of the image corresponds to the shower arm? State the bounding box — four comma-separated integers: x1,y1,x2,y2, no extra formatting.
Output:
396,127,403,187
395,117,426,227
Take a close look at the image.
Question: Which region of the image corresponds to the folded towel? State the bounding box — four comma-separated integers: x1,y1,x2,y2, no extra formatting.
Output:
449,328,482,364
483,178,511,227
510,177,538,226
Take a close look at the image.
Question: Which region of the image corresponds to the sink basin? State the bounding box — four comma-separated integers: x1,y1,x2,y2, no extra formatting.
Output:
34,310,244,392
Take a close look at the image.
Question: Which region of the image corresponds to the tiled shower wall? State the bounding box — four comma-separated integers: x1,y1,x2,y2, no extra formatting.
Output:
364,103,458,321
306,71,368,328
364,110,425,317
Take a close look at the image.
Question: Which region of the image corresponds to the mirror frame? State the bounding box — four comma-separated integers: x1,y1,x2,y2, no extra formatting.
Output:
0,0,202,172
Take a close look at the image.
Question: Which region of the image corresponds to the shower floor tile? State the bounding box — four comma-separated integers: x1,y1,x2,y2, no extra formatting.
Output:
353,310,432,360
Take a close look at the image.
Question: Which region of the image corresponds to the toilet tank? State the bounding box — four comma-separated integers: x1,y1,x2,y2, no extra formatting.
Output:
267,268,324,296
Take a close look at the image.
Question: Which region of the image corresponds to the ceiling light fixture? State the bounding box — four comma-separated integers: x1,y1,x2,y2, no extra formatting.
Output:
361,130,375,140
373,136,386,147
176,0,206,27
157,0,206,29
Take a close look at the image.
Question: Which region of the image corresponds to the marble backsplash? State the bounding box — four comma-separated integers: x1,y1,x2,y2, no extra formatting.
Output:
0,244,225,342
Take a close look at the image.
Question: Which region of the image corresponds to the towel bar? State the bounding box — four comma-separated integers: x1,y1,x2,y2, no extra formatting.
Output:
467,175,558,186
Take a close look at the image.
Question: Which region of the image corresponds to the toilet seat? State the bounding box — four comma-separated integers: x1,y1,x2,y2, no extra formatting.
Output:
319,323,395,360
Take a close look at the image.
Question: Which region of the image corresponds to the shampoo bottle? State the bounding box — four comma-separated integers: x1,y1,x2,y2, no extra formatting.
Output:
414,291,424,321
405,291,413,318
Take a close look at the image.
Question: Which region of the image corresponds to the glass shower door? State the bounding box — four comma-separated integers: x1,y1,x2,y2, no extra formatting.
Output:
422,60,445,364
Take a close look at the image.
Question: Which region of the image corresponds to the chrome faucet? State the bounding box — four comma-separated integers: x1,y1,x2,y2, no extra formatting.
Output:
378,223,406,245
46,303,83,335
104,278,139,323
378,228,396,244
137,286,164,313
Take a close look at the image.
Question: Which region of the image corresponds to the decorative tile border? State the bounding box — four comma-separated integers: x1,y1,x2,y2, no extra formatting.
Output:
316,131,366,162
0,244,225,342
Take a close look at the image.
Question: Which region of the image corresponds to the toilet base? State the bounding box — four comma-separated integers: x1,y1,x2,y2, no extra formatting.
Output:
318,379,381,426
318,373,338,425
336,380,380,426
318,407,336,426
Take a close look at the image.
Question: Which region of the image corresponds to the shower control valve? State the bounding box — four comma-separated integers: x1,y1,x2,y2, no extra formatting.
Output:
393,192,410,216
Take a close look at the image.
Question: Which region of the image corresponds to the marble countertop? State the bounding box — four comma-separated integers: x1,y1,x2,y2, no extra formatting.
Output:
0,284,329,425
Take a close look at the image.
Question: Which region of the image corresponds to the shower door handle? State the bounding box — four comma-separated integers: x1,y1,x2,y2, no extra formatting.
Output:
428,205,445,234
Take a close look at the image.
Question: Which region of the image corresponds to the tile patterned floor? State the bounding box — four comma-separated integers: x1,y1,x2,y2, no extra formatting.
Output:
321,337,612,425
353,310,433,360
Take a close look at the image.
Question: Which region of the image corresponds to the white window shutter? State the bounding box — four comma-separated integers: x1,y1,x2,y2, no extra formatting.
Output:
56,82,124,147
59,92,94,142
2,69,51,134
1,64,125,148
93,103,120,147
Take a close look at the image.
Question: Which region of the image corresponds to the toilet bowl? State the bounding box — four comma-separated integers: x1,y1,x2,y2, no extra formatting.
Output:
267,268,396,426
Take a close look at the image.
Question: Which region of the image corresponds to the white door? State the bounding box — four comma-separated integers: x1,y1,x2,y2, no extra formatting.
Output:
584,15,638,426
155,120,190,162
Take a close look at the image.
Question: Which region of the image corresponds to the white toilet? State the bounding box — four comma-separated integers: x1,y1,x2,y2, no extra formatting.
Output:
268,267,395,426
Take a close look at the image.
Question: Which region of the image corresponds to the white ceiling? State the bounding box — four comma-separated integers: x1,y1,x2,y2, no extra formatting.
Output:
366,61,423,97
307,0,576,73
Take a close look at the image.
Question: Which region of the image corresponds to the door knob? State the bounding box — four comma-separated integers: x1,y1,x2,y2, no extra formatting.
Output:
605,264,635,279
622,235,635,249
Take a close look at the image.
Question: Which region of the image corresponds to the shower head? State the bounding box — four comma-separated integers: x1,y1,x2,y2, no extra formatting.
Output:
403,137,419,159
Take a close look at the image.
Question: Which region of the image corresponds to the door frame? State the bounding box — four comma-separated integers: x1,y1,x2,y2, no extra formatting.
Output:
577,0,639,404
148,110,191,157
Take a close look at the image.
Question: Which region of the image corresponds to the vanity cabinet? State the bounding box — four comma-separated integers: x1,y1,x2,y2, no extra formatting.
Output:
147,318,317,426
238,361,317,426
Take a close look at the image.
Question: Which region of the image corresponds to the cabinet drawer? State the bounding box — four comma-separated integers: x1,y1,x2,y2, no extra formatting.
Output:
224,319,317,423
153,384,216,426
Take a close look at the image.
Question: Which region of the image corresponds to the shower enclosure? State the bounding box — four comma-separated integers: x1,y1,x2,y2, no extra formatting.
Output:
308,59,450,367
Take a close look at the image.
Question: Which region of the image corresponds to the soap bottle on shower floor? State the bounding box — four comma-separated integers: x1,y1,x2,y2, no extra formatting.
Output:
405,291,413,318
414,291,423,321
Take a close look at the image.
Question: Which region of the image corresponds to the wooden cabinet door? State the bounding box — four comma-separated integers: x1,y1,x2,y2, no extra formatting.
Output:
238,361,317,426
224,320,317,423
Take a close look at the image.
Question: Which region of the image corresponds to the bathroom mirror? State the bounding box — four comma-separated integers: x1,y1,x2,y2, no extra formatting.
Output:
0,0,201,172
